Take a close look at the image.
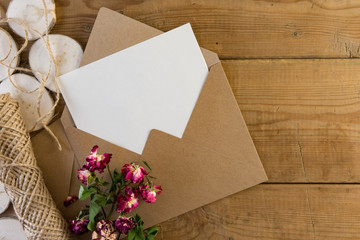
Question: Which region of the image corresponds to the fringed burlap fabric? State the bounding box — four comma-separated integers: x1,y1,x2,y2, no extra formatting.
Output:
0,94,71,239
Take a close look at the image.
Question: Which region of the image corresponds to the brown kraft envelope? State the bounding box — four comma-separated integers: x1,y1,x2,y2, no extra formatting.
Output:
31,7,268,229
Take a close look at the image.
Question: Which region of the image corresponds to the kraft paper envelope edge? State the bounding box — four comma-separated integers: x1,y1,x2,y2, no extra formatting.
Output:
31,7,267,229
63,7,268,224
80,8,220,69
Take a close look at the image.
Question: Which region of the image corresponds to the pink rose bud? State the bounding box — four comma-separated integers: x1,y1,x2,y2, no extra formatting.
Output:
91,220,119,240
64,195,78,207
139,184,162,203
68,219,89,235
115,217,134,235
77,167,91,185
121,163,148,184
116,186,139,213
84,145,112,173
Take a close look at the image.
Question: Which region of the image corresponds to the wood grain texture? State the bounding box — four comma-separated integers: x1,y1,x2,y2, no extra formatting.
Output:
158,184,360,240
9,0,360,59
3,0,360,59
1,0,360,239
4,184,360,240
223,59,360,183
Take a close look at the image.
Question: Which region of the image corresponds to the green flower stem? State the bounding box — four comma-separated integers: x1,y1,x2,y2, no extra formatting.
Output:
105,165,117,220
107,165,114,183
106,188,119,220
106,201,116,220
102,207,107,219
95,181,102,195
145,175,152,187
106,165,119,220
121,182,131,190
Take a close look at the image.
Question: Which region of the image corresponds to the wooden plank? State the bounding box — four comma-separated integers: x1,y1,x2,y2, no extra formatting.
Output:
2,0,360,59
223,59,360,183
2,184,360,239
159,184,360,240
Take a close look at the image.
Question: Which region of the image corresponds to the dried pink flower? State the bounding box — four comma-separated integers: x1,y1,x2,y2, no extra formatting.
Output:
115,217,134,235
84,145,112,173
121,163,148,184
91,220,119,240
139,184,162,203
64,195,78,207
68,219,89,235
77,167,92,185
116,186,139,213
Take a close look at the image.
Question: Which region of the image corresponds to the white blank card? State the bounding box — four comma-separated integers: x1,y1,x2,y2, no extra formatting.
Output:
58,24,209,154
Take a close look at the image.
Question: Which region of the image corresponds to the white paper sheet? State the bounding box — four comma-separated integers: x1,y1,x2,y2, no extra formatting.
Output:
58,24,209,154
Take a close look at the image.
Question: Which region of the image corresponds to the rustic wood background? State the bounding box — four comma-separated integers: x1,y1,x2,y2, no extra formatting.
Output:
2,0,360,239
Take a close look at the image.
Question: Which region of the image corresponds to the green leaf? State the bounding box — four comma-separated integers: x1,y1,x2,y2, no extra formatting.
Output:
106,194,113,204
79,185,89,200
78,209,90,219
86,194,108,231
142,161,152,171
127,229,136,240
110,183,117,194
79,185,96,201
113,169,124,184
88,198,101,231
79,185,85,197
93,194,107,208
80,191,93,201
127,227,145,240
127,214,147,240
87,174,94,185
87,183,97,188
131,214,144,226
148,175,157,180
95,177,104,185
87,184,98,193
144,226,159,240
95,178,110,186
87,220,96,232
133,214,141,223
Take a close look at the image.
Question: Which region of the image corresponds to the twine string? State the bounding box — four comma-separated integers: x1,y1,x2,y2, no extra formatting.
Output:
0,93,71,240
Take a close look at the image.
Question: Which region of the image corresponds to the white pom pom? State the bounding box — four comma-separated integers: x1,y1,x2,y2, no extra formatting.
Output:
0,218,27,240
6,0,56,40
0,74,54,132
29,34,83,92
0,28,19,81
0,183,10,214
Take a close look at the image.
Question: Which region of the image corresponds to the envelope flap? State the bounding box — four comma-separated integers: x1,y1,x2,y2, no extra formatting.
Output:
81,7,219,68
135,128,267,228
62,123,140,169
183,62,266,169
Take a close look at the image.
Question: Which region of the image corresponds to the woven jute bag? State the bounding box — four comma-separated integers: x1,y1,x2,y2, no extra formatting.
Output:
0,94,71,239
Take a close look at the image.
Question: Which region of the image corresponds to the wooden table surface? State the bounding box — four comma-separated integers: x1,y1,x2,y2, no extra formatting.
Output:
3,0,360,239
